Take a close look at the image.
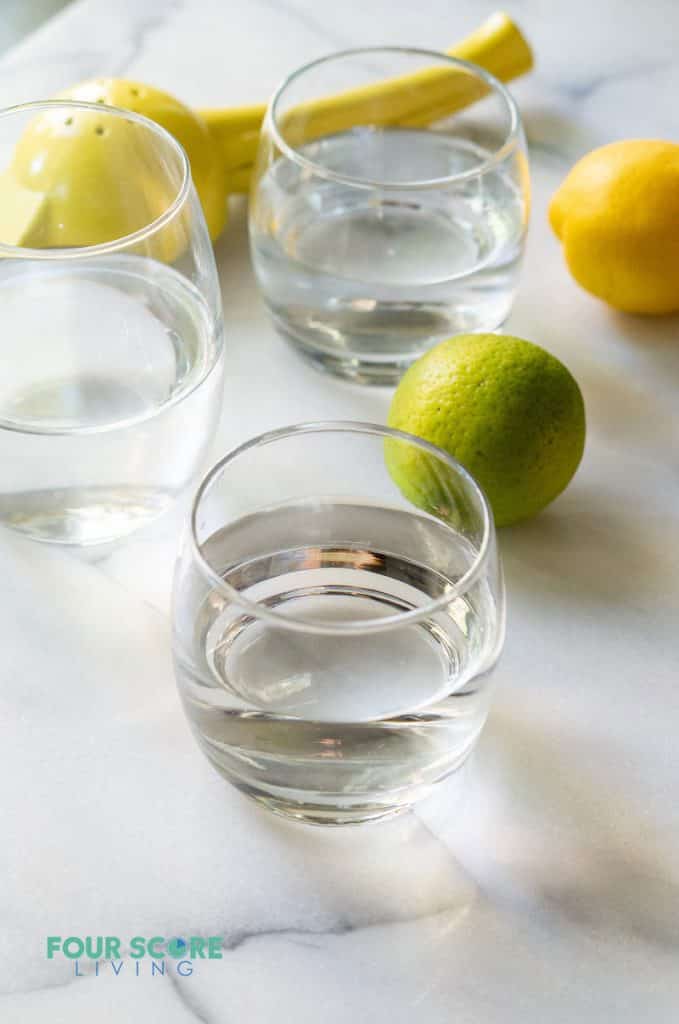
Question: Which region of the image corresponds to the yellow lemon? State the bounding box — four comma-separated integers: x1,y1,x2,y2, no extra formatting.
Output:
386,334,586,527
550,140,679,314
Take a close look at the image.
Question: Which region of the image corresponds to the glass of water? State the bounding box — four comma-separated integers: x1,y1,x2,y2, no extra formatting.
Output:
0,101,224,544
249,48,529,385
173,422,505,825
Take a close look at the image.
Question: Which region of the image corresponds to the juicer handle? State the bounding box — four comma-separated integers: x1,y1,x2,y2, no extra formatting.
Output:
197,12,533,193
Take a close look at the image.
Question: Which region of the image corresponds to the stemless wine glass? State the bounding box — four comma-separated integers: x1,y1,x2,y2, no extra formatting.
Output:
0,101,224,545
249,48,529,384
173,422,505,825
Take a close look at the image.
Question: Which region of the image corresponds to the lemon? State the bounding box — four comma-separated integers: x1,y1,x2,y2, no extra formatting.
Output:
550,140,679,314
386,334,586,527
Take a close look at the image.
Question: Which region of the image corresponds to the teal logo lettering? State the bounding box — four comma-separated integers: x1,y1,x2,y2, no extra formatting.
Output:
45,935,223,978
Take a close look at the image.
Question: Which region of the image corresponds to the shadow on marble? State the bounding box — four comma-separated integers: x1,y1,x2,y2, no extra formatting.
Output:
579,362,677,452
207,787,479,938
456,712,679,951
523,105,599,163
499,486,671,608
608,309,679,366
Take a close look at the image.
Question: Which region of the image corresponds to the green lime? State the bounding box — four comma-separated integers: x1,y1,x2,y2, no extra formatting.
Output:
386,333,586,527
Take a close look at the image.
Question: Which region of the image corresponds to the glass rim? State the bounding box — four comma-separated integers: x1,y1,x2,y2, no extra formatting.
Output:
188,420,494,637
0,99,192,259
267,46,522,191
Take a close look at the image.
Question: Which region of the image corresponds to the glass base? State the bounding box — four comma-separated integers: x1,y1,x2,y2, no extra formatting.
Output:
223,774,426,823
200,742,476,827
0,486,173,545
273,316,423,387
232,780,418,826
271,312,510,386
197,733,455,827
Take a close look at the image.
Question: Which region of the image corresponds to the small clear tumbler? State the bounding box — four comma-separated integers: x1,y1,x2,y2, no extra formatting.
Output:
249,48,529,383
173,422,505,825
0,101,224,545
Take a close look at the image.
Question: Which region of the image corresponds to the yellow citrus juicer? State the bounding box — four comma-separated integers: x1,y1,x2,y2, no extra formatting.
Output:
0,12,532,248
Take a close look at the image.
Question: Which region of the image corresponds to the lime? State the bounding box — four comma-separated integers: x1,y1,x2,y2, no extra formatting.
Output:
386,333,586,527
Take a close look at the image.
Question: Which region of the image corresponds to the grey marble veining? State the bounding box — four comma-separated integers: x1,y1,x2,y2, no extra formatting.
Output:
1,1,678,1020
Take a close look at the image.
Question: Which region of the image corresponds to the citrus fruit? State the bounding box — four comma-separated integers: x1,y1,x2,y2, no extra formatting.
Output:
549,140,679,314
386,333,586,527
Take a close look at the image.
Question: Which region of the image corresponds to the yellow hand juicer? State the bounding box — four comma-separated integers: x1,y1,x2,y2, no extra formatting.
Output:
0,12,532,248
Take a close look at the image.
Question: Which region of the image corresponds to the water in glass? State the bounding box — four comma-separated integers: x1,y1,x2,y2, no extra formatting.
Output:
251,129,525,376
175,500,500,824
0,255,223,544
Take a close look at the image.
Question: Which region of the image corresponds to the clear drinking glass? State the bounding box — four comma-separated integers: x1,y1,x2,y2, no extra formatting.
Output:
0,101,224,544
173,422,505,825
249,48,529,384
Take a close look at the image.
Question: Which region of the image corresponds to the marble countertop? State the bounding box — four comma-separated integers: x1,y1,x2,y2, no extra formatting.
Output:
1,0,678,1020
0,1,71,58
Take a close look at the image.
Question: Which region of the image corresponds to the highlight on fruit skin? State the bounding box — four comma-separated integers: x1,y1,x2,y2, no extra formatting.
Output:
386,333,586,528
549,139,679,315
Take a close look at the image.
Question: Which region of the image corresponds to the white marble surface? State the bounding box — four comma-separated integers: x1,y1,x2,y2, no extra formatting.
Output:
1,0,679,1019
0,1,71,57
